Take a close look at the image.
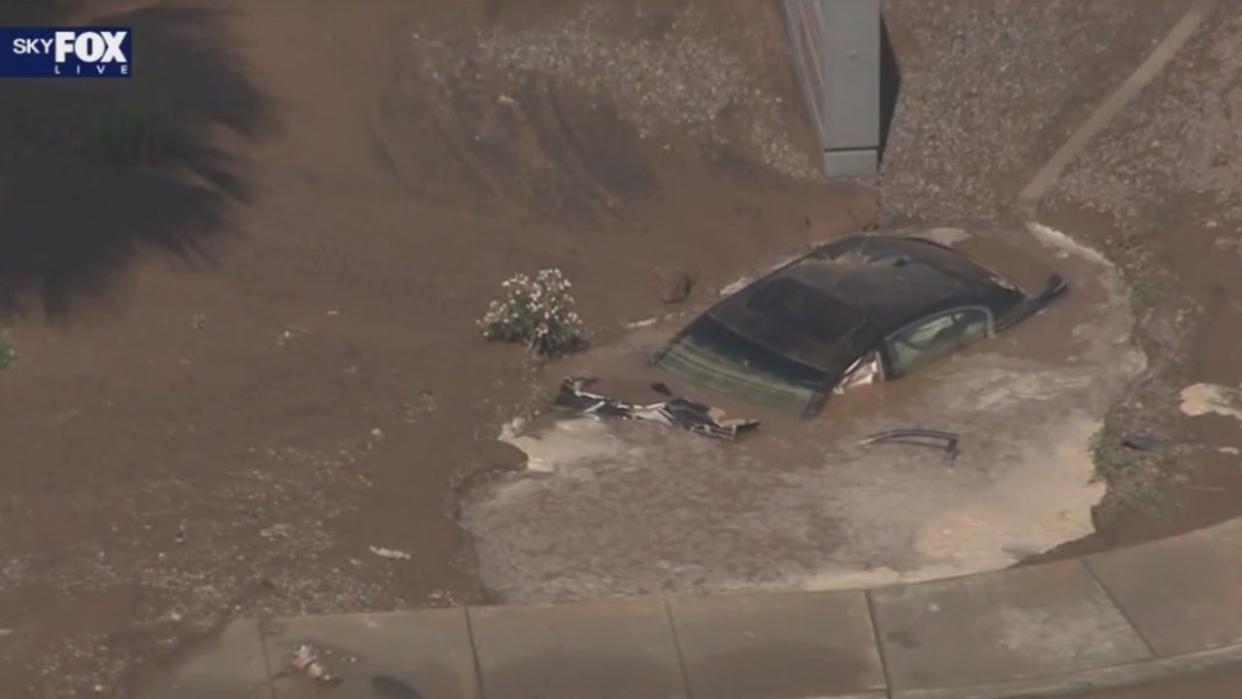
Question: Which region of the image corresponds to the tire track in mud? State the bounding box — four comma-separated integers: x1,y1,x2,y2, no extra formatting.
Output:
380,56,649,223
426,81,531,216
541,81,637,225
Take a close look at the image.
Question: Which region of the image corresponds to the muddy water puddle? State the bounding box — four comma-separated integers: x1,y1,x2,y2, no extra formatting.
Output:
460,226,1144,602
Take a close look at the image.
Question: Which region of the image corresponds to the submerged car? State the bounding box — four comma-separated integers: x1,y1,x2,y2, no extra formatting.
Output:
659,228,1066,414
556,227,1067,435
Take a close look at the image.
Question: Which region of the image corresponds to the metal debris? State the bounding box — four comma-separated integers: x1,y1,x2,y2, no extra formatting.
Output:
623,317,658,330
554,377,758,440
859,428,960,457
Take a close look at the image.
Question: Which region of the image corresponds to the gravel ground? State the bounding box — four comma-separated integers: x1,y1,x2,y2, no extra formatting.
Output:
1052,7,1242,229
2,435,409,696
1044,3,1242,522
412,0,820,181
874,0,1242,526
878,0,1185,223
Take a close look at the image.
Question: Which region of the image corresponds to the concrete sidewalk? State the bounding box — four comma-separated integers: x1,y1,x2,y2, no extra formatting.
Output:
138,517,1242,699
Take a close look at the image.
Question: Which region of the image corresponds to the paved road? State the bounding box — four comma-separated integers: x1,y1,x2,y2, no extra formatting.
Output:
1069,665,1242,699
137,517,1242,699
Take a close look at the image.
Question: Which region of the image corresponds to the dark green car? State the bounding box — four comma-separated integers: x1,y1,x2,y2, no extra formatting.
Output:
654,229,1067,417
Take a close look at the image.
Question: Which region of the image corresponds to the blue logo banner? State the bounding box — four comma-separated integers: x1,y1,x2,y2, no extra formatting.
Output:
0,27,132,78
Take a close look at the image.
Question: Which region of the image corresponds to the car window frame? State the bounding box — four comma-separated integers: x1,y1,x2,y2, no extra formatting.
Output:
879,305,995,379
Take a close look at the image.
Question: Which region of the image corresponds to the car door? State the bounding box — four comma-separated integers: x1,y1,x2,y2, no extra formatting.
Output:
881,307,992,379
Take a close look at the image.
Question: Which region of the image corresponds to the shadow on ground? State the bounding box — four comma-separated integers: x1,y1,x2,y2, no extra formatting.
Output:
879,16,901,160
0,2,275,317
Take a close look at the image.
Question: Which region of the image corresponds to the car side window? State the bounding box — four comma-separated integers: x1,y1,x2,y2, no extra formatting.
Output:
884,308,991,378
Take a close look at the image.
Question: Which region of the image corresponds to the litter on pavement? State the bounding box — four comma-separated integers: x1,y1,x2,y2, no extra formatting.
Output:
289,643,342,686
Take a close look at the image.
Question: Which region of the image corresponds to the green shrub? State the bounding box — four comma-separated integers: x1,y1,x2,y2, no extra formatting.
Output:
1088,428,1137,481
1089,426,1190,522
1129,277,1164,307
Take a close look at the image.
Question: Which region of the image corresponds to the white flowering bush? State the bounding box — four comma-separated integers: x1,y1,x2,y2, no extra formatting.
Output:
479,269,588,357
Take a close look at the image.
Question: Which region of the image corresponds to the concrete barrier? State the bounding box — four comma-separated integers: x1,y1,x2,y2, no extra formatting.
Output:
783,0,881,177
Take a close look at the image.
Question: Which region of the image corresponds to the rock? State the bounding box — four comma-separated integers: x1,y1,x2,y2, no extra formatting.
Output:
654,267,696,304
845,186,881,229
368,545,412,561
1120,434,1161,452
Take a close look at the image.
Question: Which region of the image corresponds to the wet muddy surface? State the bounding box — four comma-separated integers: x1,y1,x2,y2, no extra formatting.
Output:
0,1,870,694
461,225,1145,602
3,0,1242,695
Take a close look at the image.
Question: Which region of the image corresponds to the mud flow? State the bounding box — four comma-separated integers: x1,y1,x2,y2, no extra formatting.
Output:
460,225,1144,603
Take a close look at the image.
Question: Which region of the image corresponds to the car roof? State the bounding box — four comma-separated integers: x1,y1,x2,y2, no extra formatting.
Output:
792,235,1023,330
706,235,1023,377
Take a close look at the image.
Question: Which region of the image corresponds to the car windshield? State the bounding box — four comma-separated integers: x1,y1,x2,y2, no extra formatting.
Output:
656,316,827,413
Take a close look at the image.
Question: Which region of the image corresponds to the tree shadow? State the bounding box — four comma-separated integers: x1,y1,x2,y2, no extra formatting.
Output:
0,2,276,317
879,15,902,163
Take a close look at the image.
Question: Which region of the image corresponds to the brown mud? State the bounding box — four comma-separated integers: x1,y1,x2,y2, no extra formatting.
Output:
0,0,872,695
1,0,1240,695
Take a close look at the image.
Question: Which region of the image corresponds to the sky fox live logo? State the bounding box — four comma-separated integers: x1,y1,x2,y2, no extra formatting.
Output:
1,28,131,77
